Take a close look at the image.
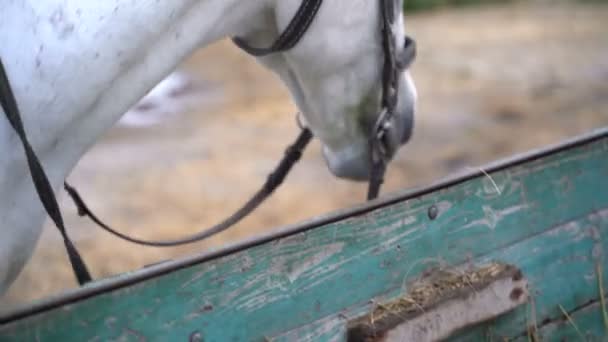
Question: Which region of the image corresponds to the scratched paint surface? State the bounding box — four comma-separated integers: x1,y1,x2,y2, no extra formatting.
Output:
0,135,607,341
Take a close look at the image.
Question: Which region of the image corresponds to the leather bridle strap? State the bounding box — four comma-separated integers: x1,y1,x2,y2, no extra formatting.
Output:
368,0,416,200
232,0,324,56
63,128,312,247
0,59,92,285
368,0,399,200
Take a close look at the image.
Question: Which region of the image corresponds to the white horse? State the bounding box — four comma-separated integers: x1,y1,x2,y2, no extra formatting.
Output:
0,0,416,296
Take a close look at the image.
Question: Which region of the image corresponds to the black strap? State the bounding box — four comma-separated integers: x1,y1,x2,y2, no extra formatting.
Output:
0,58,92,285
367,161,386,201
367,0,394,201
64,129,313,247
232,0,324,56
367,0,415,201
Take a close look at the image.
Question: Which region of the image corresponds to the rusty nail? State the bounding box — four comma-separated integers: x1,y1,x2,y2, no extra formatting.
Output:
189,331,203,342
428,205,438,220
510,287,524,301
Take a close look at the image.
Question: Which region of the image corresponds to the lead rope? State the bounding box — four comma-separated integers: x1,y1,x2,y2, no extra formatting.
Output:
1,53,313,280
0,59,92,285
63,128,313,247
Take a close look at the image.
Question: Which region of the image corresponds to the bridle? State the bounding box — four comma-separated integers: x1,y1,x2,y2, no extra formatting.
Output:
235,0,416,200
369,0,416,199
0,0,416,285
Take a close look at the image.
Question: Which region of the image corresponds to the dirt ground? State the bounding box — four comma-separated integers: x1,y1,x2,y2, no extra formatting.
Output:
3,1,608,309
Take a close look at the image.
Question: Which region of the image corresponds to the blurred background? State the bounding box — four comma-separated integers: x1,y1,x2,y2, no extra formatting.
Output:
2,0,607,309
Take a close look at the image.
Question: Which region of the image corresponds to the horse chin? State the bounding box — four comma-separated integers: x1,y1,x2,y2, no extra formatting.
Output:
322,144,372,182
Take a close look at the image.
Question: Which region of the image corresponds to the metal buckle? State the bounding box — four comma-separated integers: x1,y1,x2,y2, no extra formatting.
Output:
371,108,393,164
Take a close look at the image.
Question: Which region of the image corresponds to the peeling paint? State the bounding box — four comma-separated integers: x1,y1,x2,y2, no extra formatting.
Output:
451,204,530,233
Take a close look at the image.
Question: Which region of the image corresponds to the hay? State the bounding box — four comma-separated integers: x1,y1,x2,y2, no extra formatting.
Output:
372,263,512,322
348,263,522,341
558,304,585,342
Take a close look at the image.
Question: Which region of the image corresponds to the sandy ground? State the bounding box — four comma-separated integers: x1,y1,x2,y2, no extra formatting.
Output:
3,1,608,309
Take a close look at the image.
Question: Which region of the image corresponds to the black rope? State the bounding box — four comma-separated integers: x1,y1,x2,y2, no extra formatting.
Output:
232,0,324,56
64,129,313,247
0,58,92,285
367,161,386,201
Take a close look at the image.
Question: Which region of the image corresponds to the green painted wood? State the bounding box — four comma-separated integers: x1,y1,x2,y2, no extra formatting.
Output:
517,302,607,342
445,209,608,341
1,132,607,341
276,209,608,341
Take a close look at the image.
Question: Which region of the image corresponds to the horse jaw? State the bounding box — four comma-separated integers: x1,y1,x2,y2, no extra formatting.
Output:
0,0,272,296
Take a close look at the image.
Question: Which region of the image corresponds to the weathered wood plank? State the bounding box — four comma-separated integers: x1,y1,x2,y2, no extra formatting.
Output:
1,133,607,341
275,209,608,341
446,208,608,341
516,301,607,341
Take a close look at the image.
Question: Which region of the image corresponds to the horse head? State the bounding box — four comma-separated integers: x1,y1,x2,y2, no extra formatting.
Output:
239,0,417,180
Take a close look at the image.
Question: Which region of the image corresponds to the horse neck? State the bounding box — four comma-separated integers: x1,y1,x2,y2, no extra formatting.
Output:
0,0,273,295
1,0,273,160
